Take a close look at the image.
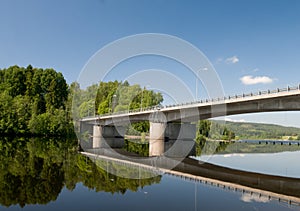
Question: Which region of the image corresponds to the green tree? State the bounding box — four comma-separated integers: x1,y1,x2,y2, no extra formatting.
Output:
197,120,211,138
95,81,120,114
0,65,73,136
222,127,235,141
0,91,14,134
6,66,26,97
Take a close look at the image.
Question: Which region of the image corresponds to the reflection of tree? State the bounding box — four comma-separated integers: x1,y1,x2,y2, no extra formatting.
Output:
0,137,161,207
0,138,66,207
74,150,162,194
195,140,231,156
124,139,149,156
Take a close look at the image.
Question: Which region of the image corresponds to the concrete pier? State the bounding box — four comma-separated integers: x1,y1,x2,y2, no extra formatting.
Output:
149,122,196,157
93,125,102,148
149,122,166,156
92,125,125,149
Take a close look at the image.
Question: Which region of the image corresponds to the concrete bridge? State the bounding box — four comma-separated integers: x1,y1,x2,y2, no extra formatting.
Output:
79,85,300,156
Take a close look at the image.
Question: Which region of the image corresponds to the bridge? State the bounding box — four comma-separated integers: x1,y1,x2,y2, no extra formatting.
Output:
79,85,300,156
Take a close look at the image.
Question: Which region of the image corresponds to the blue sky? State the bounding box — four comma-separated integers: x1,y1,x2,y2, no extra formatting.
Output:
1,0,300,127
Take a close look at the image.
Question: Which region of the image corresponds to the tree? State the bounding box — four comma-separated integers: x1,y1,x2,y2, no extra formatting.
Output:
47,72,68,109
0,65,74,136
196,120,235,141
222,127,235,140
95,81,119,114
197,120,211,138
0,91,14,134
8,66,26,96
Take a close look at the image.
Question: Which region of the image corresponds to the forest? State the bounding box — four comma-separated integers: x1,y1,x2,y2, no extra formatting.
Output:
0,65,163,136
72,80,163,135
0,65,73,136
217,121,300,140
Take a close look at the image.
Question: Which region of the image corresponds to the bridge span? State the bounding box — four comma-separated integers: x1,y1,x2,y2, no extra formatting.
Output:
79,85,300,156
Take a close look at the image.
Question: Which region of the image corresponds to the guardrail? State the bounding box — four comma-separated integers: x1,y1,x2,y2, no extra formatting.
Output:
82,84,300,119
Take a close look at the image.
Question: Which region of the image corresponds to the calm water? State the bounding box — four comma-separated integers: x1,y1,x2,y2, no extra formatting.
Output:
0,137,300,211
193,141,300,178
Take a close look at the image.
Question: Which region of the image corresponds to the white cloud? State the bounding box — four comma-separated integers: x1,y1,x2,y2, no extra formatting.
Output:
240,75,273,85
224,117,246,123
224,153,245,158
225,56,239,64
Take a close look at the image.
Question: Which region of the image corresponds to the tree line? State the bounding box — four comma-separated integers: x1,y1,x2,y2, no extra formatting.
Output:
0,65,163,136
72,80,163,134
0,65,73,136
222,121,300,140
196,120,235,142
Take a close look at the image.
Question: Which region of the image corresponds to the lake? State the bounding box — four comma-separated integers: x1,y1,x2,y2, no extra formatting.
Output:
0,137,300,211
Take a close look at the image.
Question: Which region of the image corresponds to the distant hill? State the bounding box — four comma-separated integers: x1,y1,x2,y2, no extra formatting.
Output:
216,142,300,154
213,121,300,140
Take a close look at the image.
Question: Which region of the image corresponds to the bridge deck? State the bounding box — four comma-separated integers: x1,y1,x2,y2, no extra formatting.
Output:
80,85,300,123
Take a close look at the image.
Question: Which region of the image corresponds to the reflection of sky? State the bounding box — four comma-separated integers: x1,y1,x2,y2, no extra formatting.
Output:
194,151,300,178
240,193,270,203
5,171,296,210
46,175,295,211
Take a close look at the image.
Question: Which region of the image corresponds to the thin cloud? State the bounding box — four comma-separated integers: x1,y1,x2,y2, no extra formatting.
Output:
240,75,273,85
216,57,224,64
224,154,245,158
224,117,246,123
225,56,239,64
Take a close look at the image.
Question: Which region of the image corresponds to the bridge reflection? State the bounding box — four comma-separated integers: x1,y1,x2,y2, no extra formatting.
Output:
82,149,300,206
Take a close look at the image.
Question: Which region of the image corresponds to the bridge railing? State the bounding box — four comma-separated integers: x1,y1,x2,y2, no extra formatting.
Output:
166,84,300,108
85,84,300,119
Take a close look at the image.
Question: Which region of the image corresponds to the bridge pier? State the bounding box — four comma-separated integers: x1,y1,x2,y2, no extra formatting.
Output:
149,122,166,156
81,120,196,157
92,125,125,149
93,125,104,148
149,122,196,157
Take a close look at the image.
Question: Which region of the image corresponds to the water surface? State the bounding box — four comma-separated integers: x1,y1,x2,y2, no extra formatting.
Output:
0,137,299,211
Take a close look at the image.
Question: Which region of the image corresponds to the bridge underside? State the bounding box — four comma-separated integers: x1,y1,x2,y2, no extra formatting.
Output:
160,94,300,122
